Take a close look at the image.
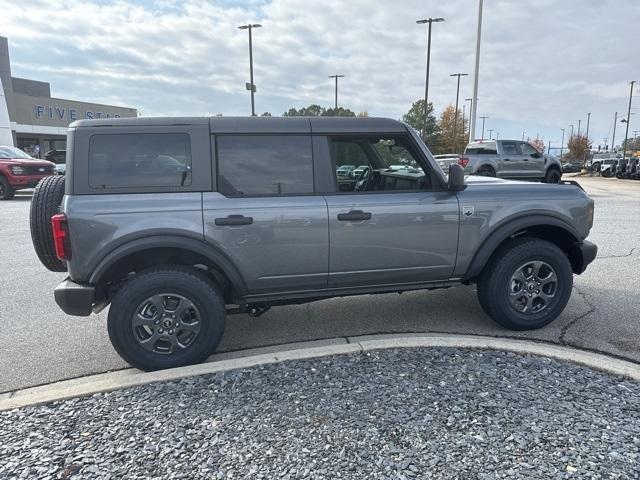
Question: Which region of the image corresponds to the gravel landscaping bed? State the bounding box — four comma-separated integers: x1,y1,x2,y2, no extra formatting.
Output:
1,347,639,479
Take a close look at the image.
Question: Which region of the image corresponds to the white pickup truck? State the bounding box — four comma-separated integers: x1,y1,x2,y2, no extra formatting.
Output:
459,140,563,183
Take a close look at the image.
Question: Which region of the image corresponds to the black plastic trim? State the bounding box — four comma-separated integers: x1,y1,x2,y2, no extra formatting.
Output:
54,278,95,316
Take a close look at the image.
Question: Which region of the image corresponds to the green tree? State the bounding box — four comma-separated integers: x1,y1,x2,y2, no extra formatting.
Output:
402,99,439,147
282,104,325,116
260,112,272,117
322,107,356,117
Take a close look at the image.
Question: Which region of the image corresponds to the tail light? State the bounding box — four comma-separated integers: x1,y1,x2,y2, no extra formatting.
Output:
458,157,470,168
51,214,71,261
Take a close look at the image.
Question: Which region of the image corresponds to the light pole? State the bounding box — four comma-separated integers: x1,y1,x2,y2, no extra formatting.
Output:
495,131,499,140
569,124,574,139
560,128,565,159
479,116,488,140
611,113,617,152
522,131,526,141
417,17,445,139
622,80,636,161
585,112,591,139
583,112,591,163
577,119,581,137
468,0,484,143
547,140,553,155
328,74,344,109
451,72,468,152
488,128,494,140
238,23,262,116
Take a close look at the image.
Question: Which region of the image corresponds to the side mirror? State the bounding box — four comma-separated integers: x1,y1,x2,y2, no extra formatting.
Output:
531,151,542,158
448,163,466,191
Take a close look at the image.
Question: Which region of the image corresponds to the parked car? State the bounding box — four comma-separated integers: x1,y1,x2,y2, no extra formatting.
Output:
561,161,583,173
0,145,57,200
336,164,355,178
44,149,66,175
434,154,461,172
460,140,563,183
30,116,597,371
600,159,617,177
351,165,370,177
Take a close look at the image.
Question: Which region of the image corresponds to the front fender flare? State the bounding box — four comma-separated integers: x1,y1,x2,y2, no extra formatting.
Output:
462,214,580,281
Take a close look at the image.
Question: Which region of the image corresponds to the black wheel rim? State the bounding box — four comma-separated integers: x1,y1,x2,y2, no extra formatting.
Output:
132,293,202,354
508,261,558,315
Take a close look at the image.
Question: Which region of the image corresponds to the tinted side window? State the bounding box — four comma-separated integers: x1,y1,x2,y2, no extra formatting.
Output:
89,133,191,188
217,135,313,196
501,141,521,155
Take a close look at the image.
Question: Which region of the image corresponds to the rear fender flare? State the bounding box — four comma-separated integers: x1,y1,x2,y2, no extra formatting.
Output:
88,235,247,296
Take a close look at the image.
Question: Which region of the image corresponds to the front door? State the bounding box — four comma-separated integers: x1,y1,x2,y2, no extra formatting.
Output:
324,135,459,288
499,141,526,177
203,134,329,294
520,141,545,177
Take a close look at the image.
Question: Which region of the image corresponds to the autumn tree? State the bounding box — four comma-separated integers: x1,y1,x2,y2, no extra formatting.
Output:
402,99,439,148
434,105,467,154
529,137,545,152
567,134,590,160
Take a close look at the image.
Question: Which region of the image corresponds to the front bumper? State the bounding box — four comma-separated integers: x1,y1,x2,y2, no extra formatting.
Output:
54,278,95,316
573,240,598,274
7,173,54,189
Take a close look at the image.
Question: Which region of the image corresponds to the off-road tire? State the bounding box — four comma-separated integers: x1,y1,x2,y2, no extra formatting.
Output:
477,166,496,177
107,266,226,371
543,168,562,183
29,175,66,272
0,176,15,200
477,238,573,330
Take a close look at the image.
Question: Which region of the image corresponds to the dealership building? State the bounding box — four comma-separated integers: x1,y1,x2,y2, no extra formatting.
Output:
0,36,137,157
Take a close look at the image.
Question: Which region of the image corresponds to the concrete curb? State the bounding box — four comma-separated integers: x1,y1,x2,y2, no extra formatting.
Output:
1,333,639,412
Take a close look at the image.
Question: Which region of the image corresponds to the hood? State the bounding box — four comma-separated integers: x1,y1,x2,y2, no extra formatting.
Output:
1,157,55,167
464,175,528,186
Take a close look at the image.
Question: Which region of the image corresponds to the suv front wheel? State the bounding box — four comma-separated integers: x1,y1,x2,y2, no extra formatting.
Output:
477,238,573,330
107,266,225,371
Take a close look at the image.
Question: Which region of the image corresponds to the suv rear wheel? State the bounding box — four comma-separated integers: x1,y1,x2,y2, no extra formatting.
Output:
107,266,225,371
477,238,573,330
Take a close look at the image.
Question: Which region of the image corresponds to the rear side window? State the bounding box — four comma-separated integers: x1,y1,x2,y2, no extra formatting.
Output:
465,142,497,155
89,133,192,188
501,141,520,155
217,135,313,196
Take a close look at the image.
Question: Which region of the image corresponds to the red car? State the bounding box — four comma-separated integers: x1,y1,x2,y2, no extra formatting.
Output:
0,146,57,200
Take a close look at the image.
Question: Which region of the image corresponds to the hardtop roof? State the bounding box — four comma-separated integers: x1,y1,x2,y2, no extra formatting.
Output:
70,116,407,134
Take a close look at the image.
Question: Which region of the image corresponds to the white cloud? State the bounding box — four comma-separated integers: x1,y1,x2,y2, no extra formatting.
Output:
1,0,639,146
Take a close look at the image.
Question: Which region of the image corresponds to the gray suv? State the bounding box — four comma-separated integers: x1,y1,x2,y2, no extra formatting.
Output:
30,117,597,371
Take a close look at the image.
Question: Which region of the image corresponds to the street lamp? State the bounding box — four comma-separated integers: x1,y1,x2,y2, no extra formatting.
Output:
622,80,636,161
328,74,345,109
238,23,262,116
450,72,468,151
468,0,484,143
560,128,565,159
488,128,494,140
416,17,445,139
479,116,488,140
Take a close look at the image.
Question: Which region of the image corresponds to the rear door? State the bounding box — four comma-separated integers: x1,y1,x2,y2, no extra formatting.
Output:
498,141,526,178
202,134,329,294
322,133,459,287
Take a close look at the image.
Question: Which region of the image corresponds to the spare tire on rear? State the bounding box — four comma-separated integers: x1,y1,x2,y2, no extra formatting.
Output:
30,175,67,272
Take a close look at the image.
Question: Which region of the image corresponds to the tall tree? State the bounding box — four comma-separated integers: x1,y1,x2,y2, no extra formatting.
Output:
402,99,438,147
434,105,467,154
282,104,325,116
322,107,356,117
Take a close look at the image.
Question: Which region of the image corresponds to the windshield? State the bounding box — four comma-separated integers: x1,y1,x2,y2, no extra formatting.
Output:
0,146,33,159
465,142,497,154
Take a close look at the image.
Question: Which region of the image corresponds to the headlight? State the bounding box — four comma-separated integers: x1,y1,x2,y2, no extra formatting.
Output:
10,165,24,175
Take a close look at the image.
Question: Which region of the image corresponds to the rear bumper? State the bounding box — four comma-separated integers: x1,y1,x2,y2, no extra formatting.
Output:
54,278,95,316
573,240,598,274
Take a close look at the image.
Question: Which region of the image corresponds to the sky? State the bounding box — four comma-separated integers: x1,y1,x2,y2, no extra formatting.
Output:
1,0,639,151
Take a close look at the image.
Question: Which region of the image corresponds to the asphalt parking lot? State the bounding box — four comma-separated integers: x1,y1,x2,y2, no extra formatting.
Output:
1,175,639,393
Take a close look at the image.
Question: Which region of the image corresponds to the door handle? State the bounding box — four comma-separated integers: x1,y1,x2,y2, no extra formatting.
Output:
523,158,529,161
214,214,253,226
337,210,372,221
503,158,510,161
